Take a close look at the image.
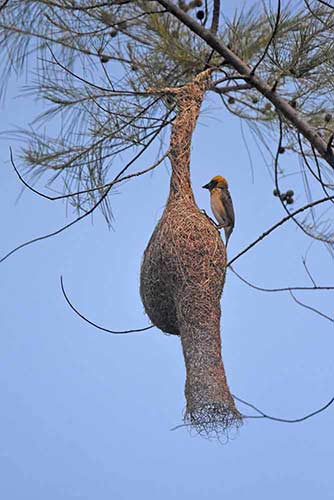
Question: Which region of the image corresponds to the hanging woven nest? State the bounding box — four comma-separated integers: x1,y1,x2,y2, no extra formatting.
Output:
140,69,242,438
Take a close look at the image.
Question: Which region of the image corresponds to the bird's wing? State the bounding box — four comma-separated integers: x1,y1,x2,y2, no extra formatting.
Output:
221,188,235,227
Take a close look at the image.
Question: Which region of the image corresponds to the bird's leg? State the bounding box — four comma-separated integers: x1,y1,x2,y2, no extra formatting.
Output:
200,209,219,228
214,216,230,230
216,221,229,229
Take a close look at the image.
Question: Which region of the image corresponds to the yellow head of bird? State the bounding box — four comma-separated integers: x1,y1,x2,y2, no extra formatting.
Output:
202,175,228,190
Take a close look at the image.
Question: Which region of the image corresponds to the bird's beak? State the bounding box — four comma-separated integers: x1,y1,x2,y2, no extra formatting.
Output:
202,182,210,189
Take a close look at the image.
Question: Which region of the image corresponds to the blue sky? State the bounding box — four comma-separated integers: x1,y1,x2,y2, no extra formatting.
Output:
1,2,334,499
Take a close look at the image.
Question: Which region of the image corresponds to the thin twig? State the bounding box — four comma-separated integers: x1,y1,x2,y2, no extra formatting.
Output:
31,1,130,11
210,0,220,34
233,394,334,423
9,148,170,202
60,276,154,334
227,194,334,267
47,44,151,96
230,265,334,292
315,0,334,9
289,290,334,323
171,393,334,430
0,126,166,264
302,257,317,287
0,0,9,10
274,118,311,236
213,83,252,94
251,0,281,75
274,118,332,243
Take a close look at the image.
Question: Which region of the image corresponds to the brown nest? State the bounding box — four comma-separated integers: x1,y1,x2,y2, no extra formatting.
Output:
140,70,242,438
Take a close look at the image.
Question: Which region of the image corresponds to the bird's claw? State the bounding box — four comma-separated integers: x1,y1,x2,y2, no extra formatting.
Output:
201,209,220,228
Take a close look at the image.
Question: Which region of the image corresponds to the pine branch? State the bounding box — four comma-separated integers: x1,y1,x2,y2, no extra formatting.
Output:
156,0,334,168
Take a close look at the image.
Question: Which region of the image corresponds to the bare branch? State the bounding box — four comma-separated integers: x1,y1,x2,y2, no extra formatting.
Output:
227,194,334,267
250,0,281,74
274,117,334,243
0,124,167,264
60,276,154,334
289,290,334,323
172,393,334,429
213,83,252,94
230,265,334,293
302,257,317,287
233,394,334,423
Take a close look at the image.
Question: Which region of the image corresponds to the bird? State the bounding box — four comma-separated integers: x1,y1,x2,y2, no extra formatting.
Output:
202,175,235,246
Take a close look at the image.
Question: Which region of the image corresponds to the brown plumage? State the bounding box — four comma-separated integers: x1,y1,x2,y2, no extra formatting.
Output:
202,175,235,246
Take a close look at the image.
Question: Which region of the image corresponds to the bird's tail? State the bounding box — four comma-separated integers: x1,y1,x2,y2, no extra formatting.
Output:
224,226,233,247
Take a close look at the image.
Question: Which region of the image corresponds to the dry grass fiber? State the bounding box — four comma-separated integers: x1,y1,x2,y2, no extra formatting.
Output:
140,70,242,438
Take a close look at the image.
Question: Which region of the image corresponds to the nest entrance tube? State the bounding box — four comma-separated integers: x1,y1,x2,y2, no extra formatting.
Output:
140,70,242,438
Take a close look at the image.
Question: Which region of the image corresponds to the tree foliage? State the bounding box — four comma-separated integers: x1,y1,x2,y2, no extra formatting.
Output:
0,0,333,243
